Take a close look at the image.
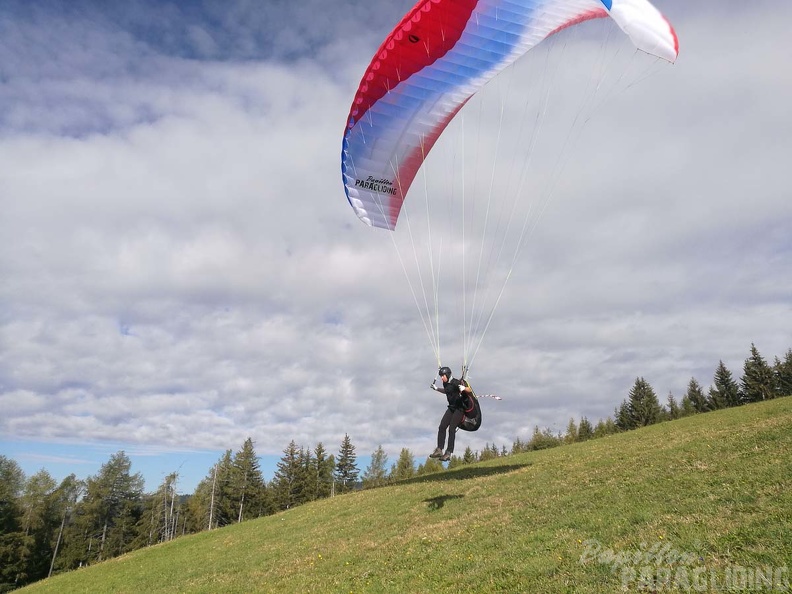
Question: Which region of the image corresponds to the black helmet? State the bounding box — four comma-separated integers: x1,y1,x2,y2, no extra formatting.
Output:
438,366,452,378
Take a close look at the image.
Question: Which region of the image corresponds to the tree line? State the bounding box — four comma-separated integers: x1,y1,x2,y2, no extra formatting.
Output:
1,343,789,590
0,434,360,592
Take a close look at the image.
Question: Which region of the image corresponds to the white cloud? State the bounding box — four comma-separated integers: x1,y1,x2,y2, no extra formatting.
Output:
1,0,791,484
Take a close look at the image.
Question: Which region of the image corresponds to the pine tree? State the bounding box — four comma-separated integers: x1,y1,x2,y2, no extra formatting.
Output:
362,446,389,489
564,418,578,444
528,426,562,449
417,458,444,475
741,343,775,403
684,377,710,413
0,456,26,589
210,450,236,528
136,472,180,548
665,393,681,420
774,349,792,397
231,438,268,522
479,443,499,462
78,451,144,563
334,434,360,493
626,377,662,427
47,474,82,577
184,465,218,533
297,447,317,504
679,394,696,417
593,417,617,438
578,417,594,441
16,469,58,584
707,361,740,409
462,446,478,463
615,401,633,431
313,443,334,500
273,441,302,509
390,448,415,481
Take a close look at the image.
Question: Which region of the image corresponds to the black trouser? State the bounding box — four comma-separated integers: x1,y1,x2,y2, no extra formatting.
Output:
437,407,465,453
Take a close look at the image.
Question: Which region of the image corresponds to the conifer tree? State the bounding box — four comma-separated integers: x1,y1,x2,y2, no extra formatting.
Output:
362,445,389,489
626,377,662,427
185,465,219,533
78,451,144,563
578,417,594,441
446,455,463,468
0,456,26,589
297,447,317,504
774,349,792,397
273,441,302,509
679,394,696,416
741,343,775,403
16,469,58,583
137,472,180,547
417,458,443,475
564,418,578,444
210,450,236,528
615,400,633,431
47,474,82,577
479,443,499,461
334,434,360,493
707,361,740,409
313,443,334,500
462,446,478,463
390,448,415,481
528,426,562,449
665,393,681,420
592,417,617,438
684,377,710,413
231,438,268,522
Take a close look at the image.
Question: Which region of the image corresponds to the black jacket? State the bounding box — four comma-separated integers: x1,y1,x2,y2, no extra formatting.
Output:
442,378,469,410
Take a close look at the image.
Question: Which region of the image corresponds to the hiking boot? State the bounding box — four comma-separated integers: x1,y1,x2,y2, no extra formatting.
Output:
429,448,443,458
440,451,452,462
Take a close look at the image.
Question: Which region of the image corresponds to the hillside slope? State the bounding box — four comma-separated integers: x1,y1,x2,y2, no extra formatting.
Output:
21,398,792,593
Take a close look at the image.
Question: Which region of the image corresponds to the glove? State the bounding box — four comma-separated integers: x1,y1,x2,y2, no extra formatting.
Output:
458,384,466,392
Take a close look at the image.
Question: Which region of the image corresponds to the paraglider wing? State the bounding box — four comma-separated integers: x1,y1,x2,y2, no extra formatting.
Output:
341,0,677,230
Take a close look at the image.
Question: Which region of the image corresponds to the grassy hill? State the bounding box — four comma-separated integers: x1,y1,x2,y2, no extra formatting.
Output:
21,398,792,593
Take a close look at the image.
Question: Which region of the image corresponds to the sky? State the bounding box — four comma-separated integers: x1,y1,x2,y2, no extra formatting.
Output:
1,0,790,495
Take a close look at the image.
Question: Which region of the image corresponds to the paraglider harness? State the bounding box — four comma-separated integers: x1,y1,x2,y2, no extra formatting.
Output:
457,377,482,432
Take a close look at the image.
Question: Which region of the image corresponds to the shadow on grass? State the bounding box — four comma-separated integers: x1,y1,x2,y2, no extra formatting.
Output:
402,463,532,485
424,494,464,511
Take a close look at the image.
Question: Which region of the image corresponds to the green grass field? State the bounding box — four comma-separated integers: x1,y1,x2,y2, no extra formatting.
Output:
21,398,792,593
